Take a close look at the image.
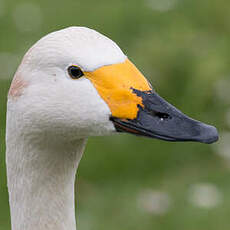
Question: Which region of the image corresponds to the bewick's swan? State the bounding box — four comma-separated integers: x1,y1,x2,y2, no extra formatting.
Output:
6,27,218,230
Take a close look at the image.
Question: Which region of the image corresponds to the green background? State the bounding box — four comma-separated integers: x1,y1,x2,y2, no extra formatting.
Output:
0,0,229,229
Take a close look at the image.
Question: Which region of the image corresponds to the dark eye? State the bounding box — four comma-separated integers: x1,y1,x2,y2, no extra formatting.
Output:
68,65,84,79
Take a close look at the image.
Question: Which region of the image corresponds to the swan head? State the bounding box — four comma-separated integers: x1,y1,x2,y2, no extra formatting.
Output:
8,26,218,144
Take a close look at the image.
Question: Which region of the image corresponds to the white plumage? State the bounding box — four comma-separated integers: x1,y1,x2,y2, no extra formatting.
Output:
7,27,124,230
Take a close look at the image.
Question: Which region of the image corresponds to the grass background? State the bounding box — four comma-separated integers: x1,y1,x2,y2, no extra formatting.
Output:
0,0,230,229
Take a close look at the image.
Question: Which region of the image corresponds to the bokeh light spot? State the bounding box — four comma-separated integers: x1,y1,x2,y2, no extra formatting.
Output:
215,78,230,105
137,189,172,215
146,0,178,12
215,132,230,160
188,183,222,209
12,3,43,33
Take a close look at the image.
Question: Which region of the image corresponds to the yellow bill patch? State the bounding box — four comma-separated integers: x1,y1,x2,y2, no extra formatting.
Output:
85,59,151,119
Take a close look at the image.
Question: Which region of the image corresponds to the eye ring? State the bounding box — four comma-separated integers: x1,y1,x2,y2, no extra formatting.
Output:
68,65,84,79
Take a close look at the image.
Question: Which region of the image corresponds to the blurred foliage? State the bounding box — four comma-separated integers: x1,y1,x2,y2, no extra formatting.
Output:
0,0,230,229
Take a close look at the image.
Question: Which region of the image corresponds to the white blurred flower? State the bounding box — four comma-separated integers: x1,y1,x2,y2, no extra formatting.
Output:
12,3,43,33
215,132,230,160
146,0,178,12
215,78,230,105
137,189,172,215
0,52,21,79
188,183,222,209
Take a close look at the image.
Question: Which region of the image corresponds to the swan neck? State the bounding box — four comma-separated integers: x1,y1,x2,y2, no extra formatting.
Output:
6,133,86,230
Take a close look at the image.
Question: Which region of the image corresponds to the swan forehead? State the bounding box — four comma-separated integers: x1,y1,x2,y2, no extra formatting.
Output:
23,27,126,71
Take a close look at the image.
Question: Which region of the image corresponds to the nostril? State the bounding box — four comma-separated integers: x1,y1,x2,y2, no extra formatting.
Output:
146,110,171,121
155,112,171,120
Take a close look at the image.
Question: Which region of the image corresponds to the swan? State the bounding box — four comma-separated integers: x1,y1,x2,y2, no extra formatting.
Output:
6,26,218,230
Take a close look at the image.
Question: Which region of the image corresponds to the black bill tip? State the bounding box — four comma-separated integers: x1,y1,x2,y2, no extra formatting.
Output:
194,123,219,144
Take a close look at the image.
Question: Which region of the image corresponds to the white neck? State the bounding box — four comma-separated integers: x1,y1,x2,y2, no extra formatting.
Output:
6,118,86,230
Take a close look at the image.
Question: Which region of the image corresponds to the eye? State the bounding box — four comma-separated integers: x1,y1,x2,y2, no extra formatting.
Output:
68,65,84,79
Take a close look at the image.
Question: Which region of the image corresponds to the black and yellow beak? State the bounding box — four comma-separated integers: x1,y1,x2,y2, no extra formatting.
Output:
85,59,218,144
110,89,218,143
